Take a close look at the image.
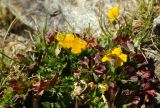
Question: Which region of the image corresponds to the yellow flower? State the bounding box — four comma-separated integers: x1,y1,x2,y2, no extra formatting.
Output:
102,47,127,67
56,33,87,54
119,53,127,62
111,47,122,56
107,5,120,21
56,33,74,48
71,37,87,54
62,34,75,48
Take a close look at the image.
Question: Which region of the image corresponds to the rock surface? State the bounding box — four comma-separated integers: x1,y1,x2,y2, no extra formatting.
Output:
0,29,31,57
1,0,136,34
153,16,160,38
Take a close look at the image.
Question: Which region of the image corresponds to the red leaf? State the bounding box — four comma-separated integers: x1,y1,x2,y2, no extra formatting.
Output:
10,78,17,85
141,83,151,90
79,56,89,66
125,66,135,73
93,53,101,64
123,89,135,95
39,80,49,91
130,76,138,82
86,37,98,48
144,90,155,96
13,86,22,91
94,65,106,74
114,36,134,52
140,70,151,79
46,32,55,44
133,53,145,63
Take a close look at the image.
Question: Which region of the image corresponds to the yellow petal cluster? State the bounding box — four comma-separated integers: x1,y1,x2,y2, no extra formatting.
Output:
102,47,127,67
107,5,120,21
98,84,109,94
56,33,87,54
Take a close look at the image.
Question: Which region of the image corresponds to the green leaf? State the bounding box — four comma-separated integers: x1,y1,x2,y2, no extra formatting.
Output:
93,73,99,83
42,102,51,108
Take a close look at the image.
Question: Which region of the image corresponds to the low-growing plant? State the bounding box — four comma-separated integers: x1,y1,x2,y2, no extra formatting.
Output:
0,0,160,108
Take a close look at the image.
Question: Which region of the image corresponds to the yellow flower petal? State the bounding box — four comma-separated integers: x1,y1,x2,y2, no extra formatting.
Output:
64,34,75,42
119,54,127,62
71,47,82,54
112,47,122,56
73,37,81,44
58,41,63,46
102,55,111,62
98,84,109,94
107,5,120,21
80,40,87,50
56,33,65,41
62,34,75,49
71,37,87,54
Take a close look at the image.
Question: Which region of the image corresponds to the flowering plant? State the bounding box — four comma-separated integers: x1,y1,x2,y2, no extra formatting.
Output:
107,5,120,22
0,1,160,108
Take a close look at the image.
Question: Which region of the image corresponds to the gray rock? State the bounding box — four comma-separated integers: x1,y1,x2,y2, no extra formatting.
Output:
153,16,160,38
0,29,31,57
1,0,136,34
